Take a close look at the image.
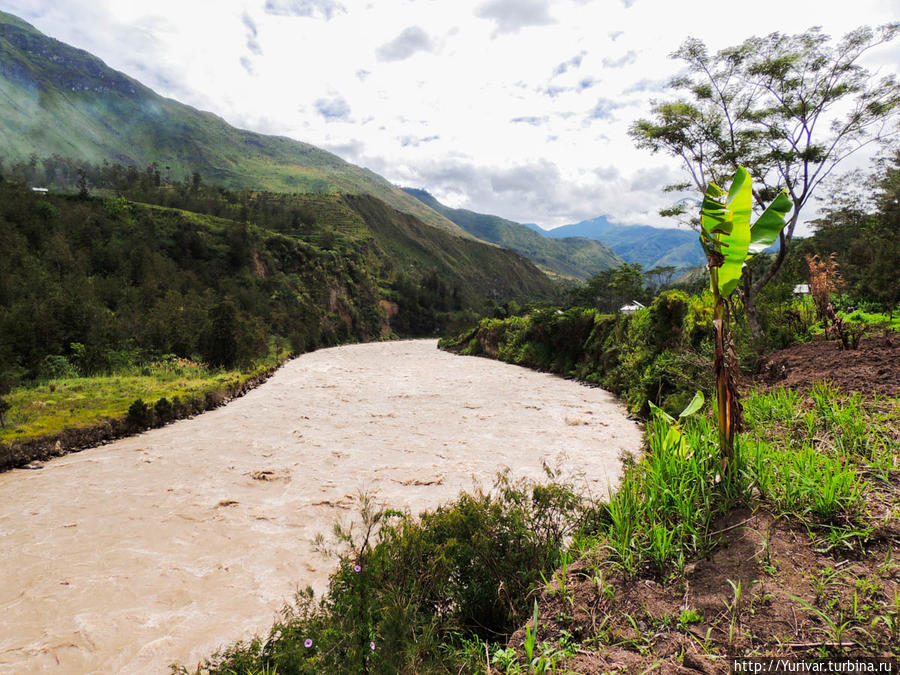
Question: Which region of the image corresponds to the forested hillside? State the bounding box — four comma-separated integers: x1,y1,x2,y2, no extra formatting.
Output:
0,176,554,383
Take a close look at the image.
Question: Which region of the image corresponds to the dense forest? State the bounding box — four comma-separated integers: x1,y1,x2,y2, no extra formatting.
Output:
0,156,555,386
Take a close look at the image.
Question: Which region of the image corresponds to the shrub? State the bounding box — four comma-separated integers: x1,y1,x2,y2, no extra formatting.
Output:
42,355,77,379
154,397,173,425
646,290,690,350
126,398,152,429
196,474,589,674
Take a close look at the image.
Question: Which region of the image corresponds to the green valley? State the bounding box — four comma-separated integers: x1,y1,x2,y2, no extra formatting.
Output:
0,178,555,464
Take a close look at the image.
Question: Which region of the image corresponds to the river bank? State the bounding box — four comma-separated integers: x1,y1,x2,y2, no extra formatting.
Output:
0,339,642,674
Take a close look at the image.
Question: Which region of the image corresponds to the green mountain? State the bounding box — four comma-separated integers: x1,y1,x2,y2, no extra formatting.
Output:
402,188,622,279
540,217,705,270
0,10,465,236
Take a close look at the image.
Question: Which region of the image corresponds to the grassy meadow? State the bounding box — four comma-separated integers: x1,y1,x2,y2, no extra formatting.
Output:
0,347,288,449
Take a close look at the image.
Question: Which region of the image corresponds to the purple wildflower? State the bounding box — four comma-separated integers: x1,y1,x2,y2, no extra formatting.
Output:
304,638,313,648
370,641,376,651
354,564,362,573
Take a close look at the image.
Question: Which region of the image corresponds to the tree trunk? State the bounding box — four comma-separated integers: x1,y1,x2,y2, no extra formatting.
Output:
744,279,763,340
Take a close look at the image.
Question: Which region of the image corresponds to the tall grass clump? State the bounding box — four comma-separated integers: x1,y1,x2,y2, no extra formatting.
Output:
598,382,886,578
601,406,750,578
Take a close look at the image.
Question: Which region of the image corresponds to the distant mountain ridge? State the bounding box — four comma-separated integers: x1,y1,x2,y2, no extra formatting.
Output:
402,188,622,279
0,10,464,236
539,217,706,270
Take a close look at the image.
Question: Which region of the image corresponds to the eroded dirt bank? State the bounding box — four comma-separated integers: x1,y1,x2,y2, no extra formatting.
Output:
0,340,642,674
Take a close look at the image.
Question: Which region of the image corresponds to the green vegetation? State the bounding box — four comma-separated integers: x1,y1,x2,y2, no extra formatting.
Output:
440,290,713,418
0,349,284,445
630,24,900,338
176,472,593,674
0,180,552,378
836,307,900,332
798,148,900,315
699,166,792,466
402,188,623,279
0,10,464,235
603,383,894,580
568,262,646,312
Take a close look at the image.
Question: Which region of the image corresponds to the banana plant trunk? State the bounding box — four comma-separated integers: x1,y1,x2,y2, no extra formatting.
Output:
711,273,740,472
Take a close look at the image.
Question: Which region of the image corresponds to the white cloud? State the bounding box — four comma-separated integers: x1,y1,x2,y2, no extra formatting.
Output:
475,0,555,35
242,13,262,55
602,50,637,68
375,26,434,62
314,96,351,120
263,0,346,20
6,0,900,232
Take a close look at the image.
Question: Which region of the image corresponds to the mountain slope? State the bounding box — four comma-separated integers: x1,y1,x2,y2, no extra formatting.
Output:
0,10,464,236
541,217,705,269
402,188,622,279
0,181,555,380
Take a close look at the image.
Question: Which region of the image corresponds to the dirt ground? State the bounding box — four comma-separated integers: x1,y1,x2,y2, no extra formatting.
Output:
754,334,899,396
508,503,900,674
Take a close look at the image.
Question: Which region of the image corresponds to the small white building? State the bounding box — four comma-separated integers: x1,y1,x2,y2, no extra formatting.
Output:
793,284,810,295
620,300,646,314
31,187,49,194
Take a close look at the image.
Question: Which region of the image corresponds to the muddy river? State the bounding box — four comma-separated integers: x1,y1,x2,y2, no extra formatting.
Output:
0,340,642,674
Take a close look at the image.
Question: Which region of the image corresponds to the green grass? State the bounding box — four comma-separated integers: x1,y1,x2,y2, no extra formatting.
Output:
837,308,900,332
597,383,898,577
0,350,288,445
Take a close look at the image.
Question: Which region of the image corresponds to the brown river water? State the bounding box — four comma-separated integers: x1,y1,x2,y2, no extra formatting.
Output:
0,340,642,674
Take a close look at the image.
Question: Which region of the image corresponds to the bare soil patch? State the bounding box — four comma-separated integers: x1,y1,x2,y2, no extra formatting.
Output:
754,334,899,396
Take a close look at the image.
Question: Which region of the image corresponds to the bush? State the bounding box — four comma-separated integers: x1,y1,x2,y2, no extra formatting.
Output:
126,398,152,429
646,290,690,350
154,397,173,425
196,474,590,675
41,355,77,379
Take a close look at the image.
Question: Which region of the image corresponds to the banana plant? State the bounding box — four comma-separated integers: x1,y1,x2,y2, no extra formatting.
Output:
648,391,704,458
700,167,792,469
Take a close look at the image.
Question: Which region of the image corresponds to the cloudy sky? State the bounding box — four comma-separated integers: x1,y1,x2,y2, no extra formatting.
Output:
4,0,900,230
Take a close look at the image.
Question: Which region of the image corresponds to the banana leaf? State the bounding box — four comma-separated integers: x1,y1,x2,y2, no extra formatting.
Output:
748,190,793,254
700,167,792,298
